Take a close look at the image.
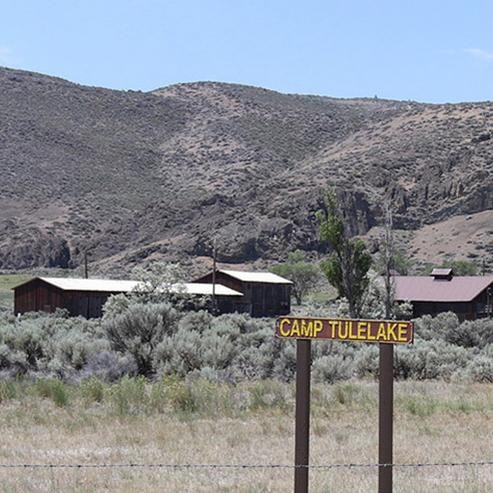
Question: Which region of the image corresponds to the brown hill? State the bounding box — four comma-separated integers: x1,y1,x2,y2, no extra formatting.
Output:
0,67,492,272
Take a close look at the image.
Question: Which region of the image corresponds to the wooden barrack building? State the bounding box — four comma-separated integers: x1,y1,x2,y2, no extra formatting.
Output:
193,269,292,317
13,277,244,318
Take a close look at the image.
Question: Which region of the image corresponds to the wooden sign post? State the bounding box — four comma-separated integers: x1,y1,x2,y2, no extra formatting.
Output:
275,317,413,493
295,339,311,492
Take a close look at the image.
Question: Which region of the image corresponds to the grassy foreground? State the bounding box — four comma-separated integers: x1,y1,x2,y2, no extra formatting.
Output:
0,378,492,492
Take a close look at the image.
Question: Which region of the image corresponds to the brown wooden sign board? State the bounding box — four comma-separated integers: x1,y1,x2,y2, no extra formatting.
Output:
276,317,413,344
277,317,414,493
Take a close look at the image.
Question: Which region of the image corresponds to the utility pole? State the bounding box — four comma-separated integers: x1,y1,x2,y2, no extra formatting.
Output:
84,250,90,318
488,287,492,319
84,250,89,279
212,238,218,315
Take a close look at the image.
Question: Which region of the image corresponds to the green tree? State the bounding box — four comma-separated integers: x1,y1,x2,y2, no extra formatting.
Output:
271,250,320,305
317,192,372,317
436,260,478,276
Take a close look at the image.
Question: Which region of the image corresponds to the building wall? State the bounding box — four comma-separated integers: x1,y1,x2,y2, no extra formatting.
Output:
412,290,492,321
14,280,116,318
62,291,112,318
14,279,64,314
193,272,291,317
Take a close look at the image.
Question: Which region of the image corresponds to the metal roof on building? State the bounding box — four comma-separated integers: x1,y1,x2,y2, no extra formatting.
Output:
13,277,243,297
220,269,293,284
182,283,243,296
35,277,139,292
394,275,493,303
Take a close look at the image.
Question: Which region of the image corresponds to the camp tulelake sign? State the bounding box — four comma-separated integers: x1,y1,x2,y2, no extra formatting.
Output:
278,316,414,493
276,317,413,344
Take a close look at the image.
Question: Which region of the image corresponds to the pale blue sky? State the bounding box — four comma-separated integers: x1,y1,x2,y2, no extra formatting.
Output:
1,0,492,102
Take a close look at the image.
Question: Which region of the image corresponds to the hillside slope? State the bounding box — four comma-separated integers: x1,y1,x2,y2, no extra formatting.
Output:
0,67,492,271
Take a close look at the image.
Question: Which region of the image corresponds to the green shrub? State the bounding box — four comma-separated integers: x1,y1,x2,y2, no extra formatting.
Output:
0,321,44,366
312,355,353,383
80,377,105,404
200,331,236,370
414,312,460,341
0,381,17,402
109,376,148,415
395,339,470,380
162,376,197,413
323,381,376,411
0,343,29,375
178,311,213,334
353,345,379,378
82,351,138,382
463,353,493,382
104,302,179,376
34,378,69,407
446,319,493,348
248,380,290,412
401,395,437,417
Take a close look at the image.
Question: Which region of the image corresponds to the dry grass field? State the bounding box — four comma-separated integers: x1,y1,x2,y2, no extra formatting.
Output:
0,379,492,492
0,273,30,310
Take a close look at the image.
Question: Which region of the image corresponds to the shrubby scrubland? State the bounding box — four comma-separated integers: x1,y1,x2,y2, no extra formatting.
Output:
0,302,492,384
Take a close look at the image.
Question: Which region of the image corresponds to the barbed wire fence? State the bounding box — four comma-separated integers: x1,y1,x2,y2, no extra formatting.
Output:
2,459,492,492
0,460,492,469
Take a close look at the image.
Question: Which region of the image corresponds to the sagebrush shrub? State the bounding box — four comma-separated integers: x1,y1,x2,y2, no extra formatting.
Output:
395,339,470,380
463,356,493,383
0,303,490,384
82,350,138,382
414,312,460,341
446,319,493,348
104,302,179,376
312,355,353,383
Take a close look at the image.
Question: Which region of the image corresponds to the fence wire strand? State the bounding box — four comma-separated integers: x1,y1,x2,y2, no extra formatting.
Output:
0,461,492,470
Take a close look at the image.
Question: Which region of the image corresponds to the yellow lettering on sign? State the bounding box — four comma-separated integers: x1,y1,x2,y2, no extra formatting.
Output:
291,320,300,337
387,323,398,342
339,321,349,339
279,319,291,337
398,323,409,342
301,319,313,337
367,322,376,340
277,318,411,343
377,323,387,341
329,320,338,338
349,321,359,340
357,321,367,340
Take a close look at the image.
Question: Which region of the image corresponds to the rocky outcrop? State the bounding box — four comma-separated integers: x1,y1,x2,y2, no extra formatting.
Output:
0,227,71,269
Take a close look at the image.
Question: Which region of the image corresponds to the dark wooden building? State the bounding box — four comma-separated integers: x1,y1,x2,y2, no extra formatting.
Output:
13,277,139,318
13,277,244,318
193,269,292,317
394,269,493,321
179,282,244,314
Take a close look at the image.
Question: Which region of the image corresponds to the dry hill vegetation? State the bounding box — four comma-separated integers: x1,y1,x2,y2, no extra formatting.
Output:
0,67,492,272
